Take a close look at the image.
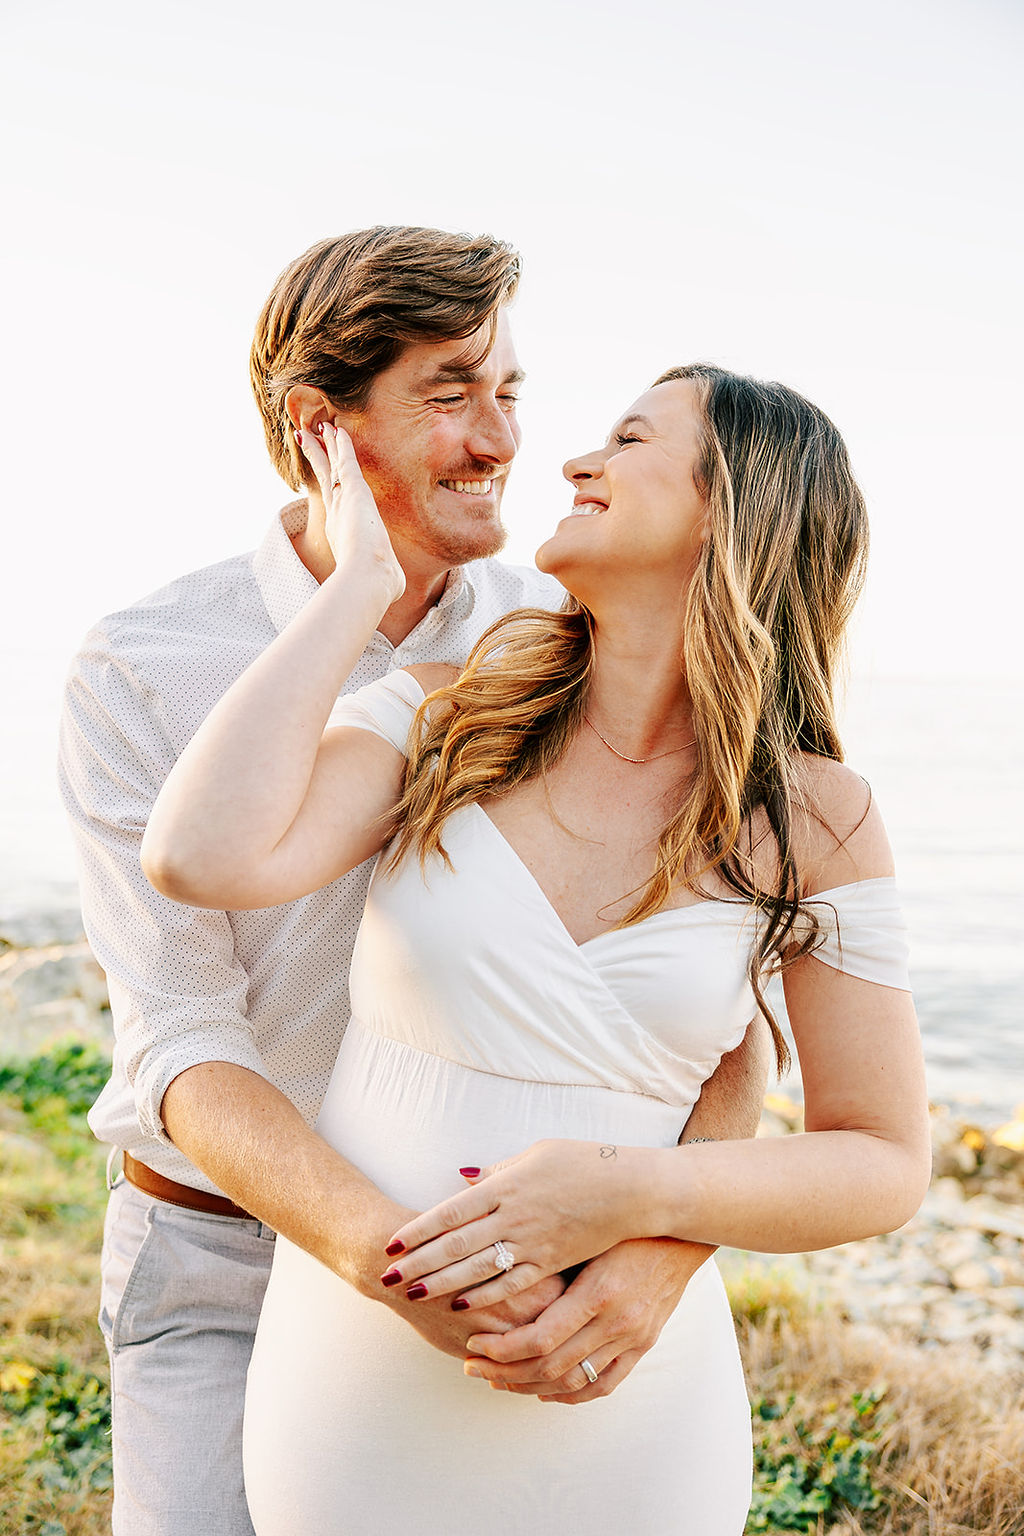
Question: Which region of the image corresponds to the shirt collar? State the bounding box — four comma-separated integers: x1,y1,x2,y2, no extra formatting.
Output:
252,501,320,635
252,500,478,638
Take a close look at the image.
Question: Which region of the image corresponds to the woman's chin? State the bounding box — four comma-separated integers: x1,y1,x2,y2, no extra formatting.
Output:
534,534,559,575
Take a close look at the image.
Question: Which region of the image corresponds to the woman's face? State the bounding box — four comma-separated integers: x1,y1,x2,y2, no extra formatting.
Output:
536,379,708,607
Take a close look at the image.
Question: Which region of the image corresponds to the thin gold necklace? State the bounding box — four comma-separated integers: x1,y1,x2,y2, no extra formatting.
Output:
584,715,695,765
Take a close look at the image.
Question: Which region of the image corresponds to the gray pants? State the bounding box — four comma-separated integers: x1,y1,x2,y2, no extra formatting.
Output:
99,1178,277,1536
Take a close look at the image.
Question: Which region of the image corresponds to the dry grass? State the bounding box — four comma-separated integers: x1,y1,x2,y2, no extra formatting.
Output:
735,1268,1024,1535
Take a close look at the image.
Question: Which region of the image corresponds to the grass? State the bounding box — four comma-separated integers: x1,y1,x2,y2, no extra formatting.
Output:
733,1266,1024,1534
0,1045,111,1536
1,1044,1023,1534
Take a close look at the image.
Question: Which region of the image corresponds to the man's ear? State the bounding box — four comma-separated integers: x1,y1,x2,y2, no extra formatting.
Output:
284,385,337,433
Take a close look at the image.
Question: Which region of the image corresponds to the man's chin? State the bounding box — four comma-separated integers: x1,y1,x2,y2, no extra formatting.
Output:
432,520,508,567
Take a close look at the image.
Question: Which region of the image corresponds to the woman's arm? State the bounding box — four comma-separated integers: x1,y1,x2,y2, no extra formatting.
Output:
378,766,931,1306
142,426,410,909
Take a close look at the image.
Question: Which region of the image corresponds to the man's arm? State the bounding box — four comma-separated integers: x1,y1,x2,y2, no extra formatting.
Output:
60,637,561,1358
460,1013,772,1401
161,1063,564,1356
681,1009,773,1147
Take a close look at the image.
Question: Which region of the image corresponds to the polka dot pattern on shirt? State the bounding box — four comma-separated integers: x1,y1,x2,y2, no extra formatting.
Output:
58,499,562,1194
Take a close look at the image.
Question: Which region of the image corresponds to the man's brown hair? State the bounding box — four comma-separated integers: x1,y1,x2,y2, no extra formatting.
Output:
250,227,522,490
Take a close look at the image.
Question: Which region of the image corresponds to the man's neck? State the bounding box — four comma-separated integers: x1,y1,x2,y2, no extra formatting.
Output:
377,570,451,645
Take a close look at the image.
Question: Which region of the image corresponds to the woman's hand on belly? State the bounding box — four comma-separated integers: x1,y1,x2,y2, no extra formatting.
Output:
379,1139,651,1310
356,1194,568,1360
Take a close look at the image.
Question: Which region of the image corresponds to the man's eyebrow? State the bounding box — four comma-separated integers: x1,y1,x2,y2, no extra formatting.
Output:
416,364,526,391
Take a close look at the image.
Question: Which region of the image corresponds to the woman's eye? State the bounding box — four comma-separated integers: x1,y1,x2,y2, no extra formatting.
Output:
614,433,642,447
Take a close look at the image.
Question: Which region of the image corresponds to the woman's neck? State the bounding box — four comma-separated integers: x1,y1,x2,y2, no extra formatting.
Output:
585,618,694,761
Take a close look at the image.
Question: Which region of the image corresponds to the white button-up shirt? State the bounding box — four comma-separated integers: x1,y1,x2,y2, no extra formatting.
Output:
59,501,562,1194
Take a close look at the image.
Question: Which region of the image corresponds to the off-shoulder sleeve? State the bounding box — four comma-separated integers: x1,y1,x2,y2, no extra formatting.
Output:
797,877,911,990
325,670,427,757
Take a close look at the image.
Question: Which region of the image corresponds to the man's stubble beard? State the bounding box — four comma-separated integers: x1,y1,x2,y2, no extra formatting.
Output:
374,476,510,569
420,505,509,568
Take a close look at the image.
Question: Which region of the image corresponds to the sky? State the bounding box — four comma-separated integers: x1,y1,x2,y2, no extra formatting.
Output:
1,0,1022,899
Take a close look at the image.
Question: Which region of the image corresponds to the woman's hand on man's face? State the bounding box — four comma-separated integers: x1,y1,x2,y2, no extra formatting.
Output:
296,421,406,604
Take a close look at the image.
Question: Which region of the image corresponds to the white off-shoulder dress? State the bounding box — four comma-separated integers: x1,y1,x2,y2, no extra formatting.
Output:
243,672,911,1536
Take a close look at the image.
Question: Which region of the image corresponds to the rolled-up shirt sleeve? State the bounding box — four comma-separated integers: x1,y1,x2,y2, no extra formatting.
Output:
58,629,269,1147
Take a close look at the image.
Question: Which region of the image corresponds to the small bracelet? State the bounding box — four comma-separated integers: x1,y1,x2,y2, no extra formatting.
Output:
682,1136,717,1144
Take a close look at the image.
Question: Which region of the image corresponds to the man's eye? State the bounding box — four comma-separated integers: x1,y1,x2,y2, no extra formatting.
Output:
430,395,464,406
498,394,520,407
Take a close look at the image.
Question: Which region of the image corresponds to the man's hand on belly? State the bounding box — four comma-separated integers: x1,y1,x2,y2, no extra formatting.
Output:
459,1236,711,1401
383,1274,567,1361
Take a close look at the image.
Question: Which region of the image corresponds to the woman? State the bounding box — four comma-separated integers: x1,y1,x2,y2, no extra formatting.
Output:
143,364,931,1534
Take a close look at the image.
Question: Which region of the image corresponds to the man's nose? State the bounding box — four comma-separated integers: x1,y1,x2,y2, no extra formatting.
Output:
465,399,519,464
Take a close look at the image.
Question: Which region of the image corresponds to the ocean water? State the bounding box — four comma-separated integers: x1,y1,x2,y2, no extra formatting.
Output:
839,675,1024,1125
2,670,1021,1124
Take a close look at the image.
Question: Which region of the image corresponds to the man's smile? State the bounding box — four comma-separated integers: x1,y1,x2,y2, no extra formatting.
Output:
438,478,494,496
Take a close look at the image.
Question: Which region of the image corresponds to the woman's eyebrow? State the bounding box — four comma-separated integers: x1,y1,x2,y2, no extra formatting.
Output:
611,413,656,435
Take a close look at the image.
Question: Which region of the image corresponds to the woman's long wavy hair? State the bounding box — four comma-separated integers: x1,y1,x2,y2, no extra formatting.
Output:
388,364,869,1070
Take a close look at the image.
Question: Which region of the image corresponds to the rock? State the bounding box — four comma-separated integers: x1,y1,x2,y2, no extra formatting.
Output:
929,1176,966,1205
989,1287,1024,1316
1,948,108,1014
992,1111,1024,1153
0,909,85,949
0,942,110,1061
2,998,113,1057
950,1259,1002,1292
932,1230,989,1270
957,1201,1024,1242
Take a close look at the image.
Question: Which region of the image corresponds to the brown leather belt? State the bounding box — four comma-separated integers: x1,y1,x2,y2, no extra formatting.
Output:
122,1151,254,1220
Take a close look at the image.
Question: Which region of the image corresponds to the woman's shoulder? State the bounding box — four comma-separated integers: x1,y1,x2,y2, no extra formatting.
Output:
789,753,895,894
402,662,460,694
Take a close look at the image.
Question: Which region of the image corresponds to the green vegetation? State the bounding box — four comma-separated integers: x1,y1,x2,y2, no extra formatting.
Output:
748,1390,885,1531
0,1041,111,1536
1,1360,111,1497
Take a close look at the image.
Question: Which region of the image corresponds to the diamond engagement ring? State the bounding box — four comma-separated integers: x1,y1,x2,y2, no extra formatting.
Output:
492,1241,515,1273
579,1357,599,1384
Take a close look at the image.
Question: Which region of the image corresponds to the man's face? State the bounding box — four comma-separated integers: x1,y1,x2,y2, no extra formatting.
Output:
337,310,523,573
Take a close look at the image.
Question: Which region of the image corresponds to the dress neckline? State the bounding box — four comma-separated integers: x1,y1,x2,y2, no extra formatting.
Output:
469,804,738,951
467,805,897,953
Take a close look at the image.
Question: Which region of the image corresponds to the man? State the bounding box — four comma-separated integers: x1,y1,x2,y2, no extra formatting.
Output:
59,227,768,1536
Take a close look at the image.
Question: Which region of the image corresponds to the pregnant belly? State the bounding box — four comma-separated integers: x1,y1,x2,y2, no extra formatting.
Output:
315,1018,690,1213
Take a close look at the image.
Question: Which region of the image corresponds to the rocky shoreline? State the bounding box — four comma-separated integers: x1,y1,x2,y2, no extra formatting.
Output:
3,912,1023,1375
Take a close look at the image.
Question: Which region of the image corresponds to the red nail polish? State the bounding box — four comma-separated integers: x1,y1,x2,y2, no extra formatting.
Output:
459,1167,480,1179
451,1298,470,1311
385,1239,405,1257
406,1283,428,1300
380,1269,403,1287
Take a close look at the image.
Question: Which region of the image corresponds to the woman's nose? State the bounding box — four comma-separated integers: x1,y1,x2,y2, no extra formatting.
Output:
562,450,602,483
